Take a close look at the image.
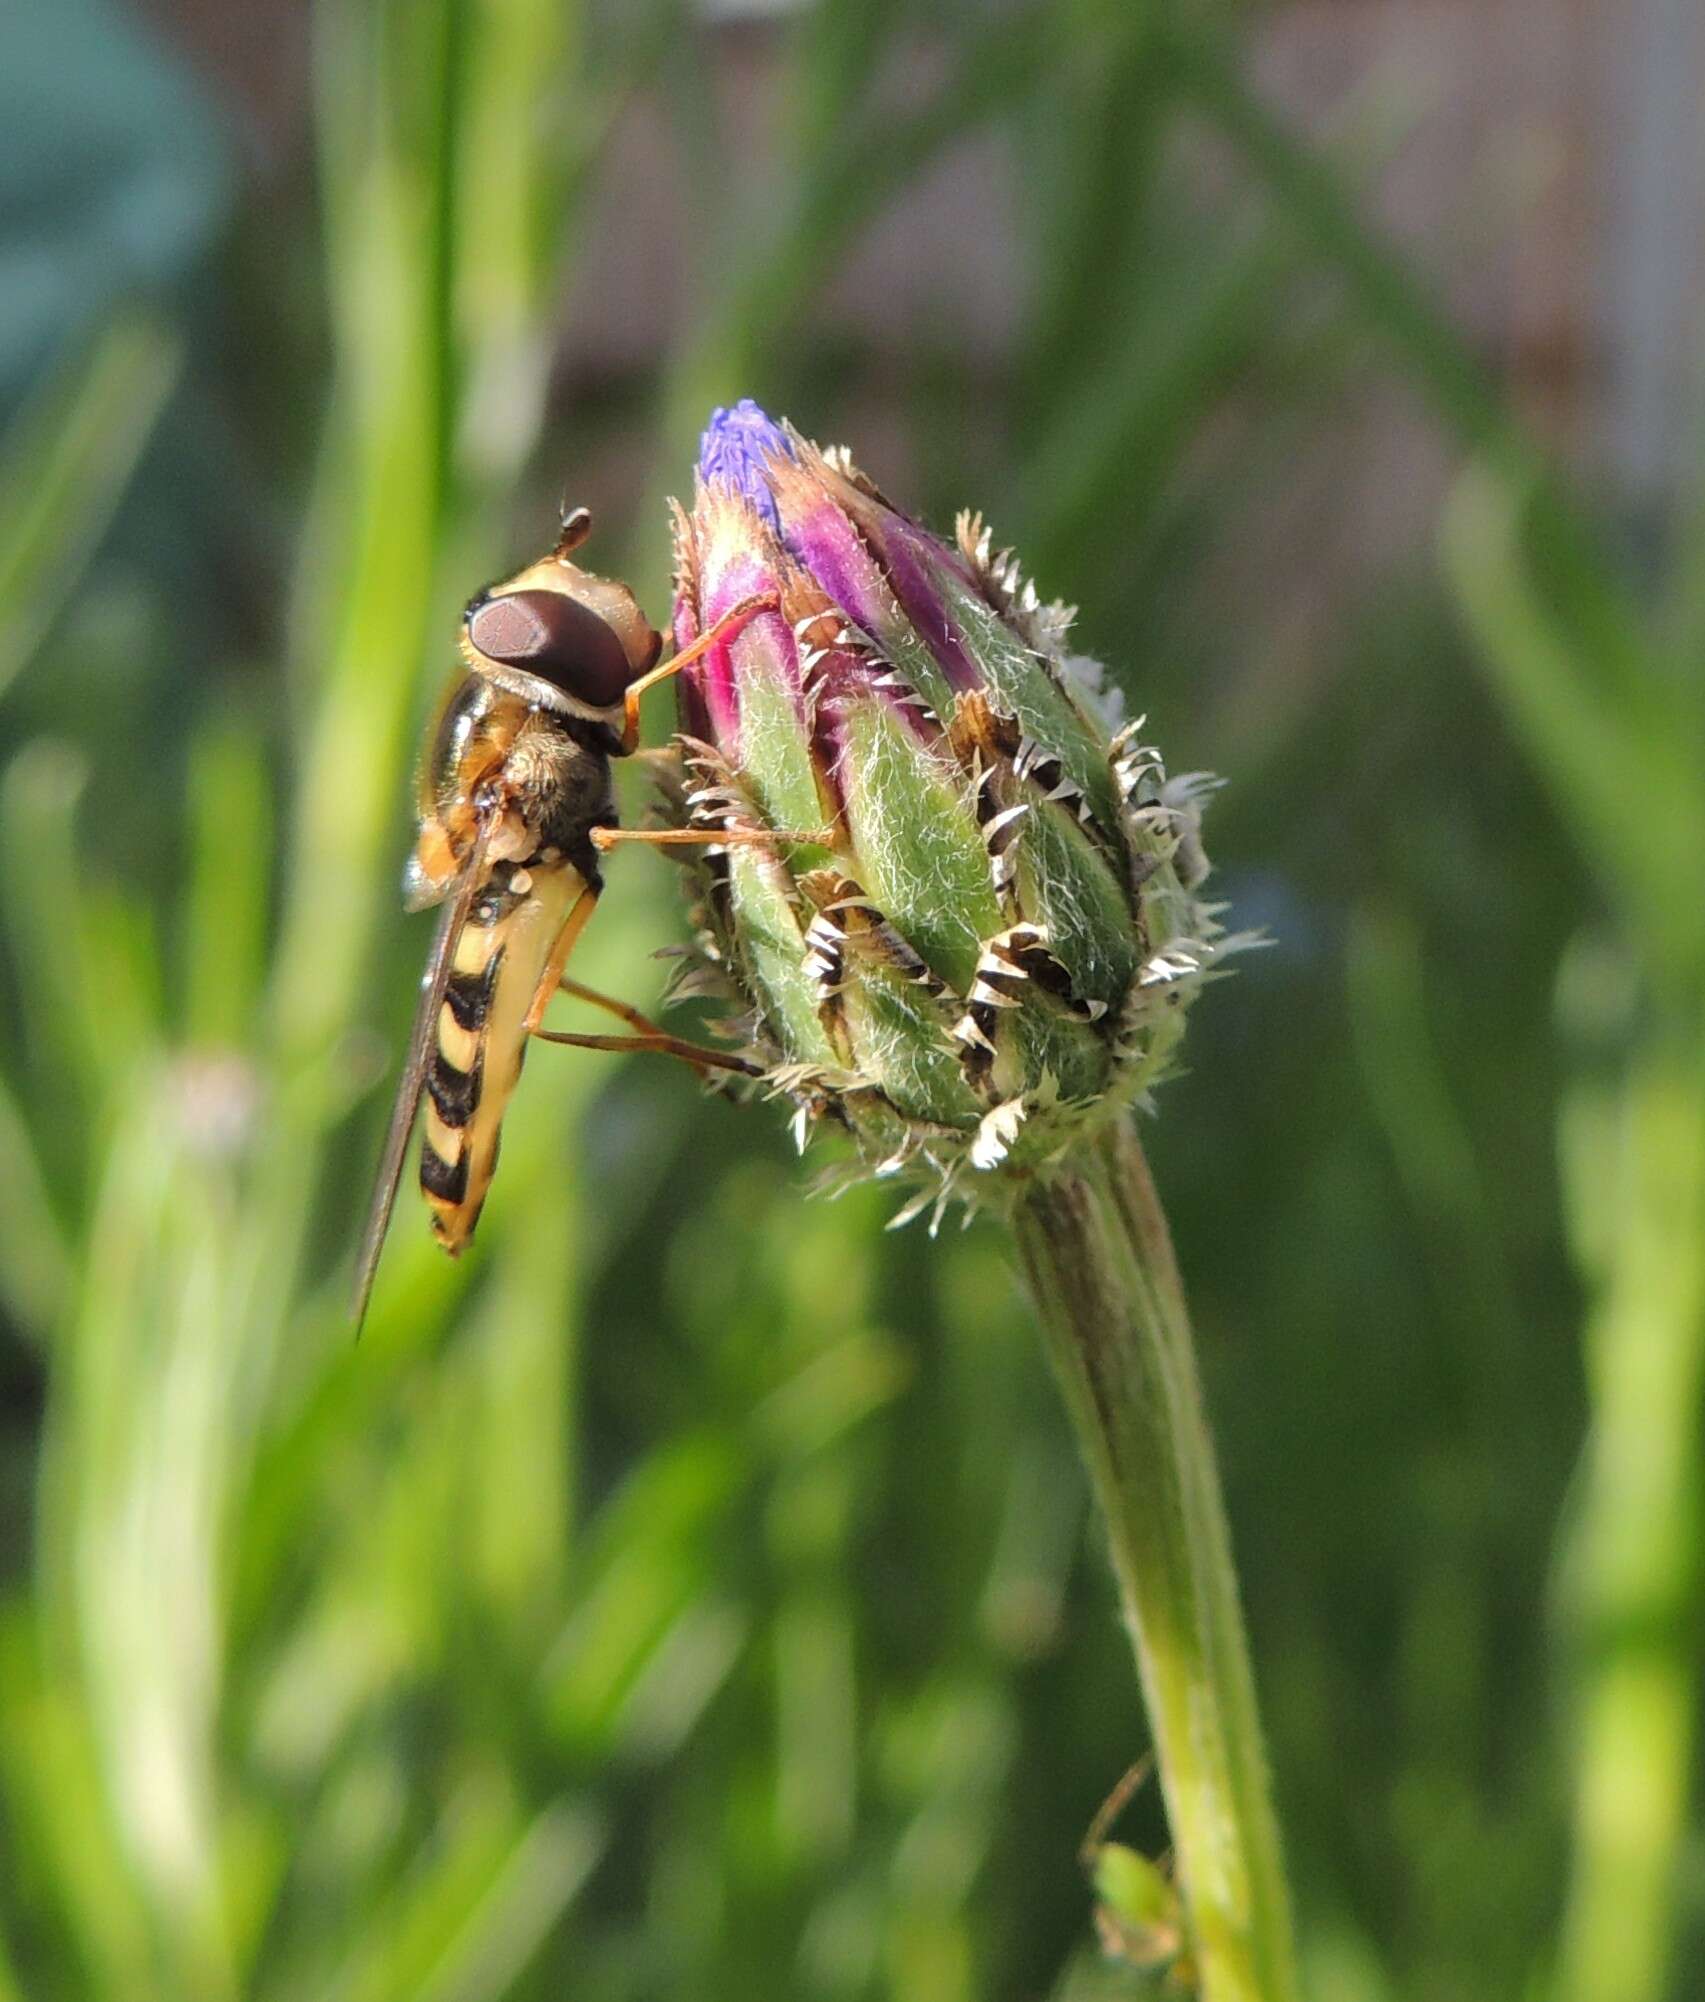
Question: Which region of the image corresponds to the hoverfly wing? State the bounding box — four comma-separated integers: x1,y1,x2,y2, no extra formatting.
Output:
351,822,492,1329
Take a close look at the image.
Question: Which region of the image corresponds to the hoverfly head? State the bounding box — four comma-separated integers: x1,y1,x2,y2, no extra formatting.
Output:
463,507,662,712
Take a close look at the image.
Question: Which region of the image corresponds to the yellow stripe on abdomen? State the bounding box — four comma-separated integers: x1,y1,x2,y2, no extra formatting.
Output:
419,864,581,1255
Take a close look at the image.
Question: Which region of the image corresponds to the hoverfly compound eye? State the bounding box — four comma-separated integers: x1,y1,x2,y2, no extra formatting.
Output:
465,589,632,708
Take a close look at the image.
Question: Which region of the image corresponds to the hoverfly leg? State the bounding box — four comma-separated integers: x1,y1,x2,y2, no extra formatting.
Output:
554,975,672,1039
538,974,758,1081
533,1027,761,1080
521,881,601,1037
590,824,832,854
620,590,780,753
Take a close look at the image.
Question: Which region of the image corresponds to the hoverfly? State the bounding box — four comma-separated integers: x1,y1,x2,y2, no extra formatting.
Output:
351,505,773,1325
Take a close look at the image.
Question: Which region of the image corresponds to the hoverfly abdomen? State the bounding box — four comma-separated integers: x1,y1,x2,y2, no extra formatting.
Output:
416,858,581,1258
419,1136,470,1206
444,957,500,1033
425,1042,483,1128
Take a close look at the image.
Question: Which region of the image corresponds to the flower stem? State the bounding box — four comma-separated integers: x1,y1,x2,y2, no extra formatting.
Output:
1011,1118,1297,2002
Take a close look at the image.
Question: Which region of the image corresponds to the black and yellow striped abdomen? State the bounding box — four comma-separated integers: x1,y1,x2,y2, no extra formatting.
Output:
419,862,581,1254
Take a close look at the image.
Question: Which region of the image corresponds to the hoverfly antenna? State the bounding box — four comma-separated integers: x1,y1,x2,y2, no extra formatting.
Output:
556,501,593,557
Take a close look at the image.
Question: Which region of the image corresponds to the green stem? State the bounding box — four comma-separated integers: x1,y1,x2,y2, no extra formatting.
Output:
1011,1118,1296,2002
1554,1026,1705,2002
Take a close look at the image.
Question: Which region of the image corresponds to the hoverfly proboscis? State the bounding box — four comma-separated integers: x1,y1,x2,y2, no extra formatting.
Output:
351,505,777,1327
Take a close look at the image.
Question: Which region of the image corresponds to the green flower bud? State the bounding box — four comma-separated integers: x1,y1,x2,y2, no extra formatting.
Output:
662,401,1237,1222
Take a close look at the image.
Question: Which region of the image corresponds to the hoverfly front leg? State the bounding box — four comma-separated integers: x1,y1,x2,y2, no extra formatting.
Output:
619,591,780,755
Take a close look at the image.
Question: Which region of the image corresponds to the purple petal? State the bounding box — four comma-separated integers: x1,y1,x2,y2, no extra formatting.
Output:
767,454,980,693
857,510,982,689
697,399,793,530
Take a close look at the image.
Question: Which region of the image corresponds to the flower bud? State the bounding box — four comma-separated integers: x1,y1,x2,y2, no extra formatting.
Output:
663,400,1234,1221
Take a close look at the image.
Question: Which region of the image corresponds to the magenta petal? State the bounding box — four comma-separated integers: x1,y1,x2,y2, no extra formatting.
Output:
677,491,810,761
671,588,736,748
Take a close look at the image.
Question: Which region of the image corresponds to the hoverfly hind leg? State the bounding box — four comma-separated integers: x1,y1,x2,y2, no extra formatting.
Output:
521,880,601,1036
533,1026,760,1080
536,971,758,1080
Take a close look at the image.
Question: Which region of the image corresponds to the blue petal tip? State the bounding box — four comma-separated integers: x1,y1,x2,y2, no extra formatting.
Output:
698,399,791,526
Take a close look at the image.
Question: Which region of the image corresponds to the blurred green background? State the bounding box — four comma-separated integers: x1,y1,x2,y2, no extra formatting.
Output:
1,0,1702,1997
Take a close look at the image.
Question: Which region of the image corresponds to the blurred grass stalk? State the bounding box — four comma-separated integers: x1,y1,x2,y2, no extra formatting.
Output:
1015,1123,1298,2002
1445,468,1705,2002
0,312,181,706
1553,1009,1704,2002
